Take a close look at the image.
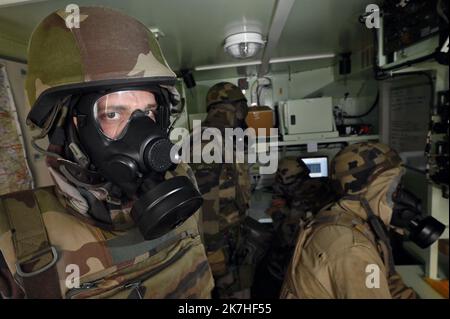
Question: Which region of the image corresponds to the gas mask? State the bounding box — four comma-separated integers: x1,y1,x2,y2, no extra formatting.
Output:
391,186,445,248
73,88,203,239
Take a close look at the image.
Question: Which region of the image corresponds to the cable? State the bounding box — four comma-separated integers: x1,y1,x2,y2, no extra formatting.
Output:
256,77,273,106
389,71,435,107
343,92,379,119
343,71,434,119
376,53,436,77
256,85,264,106
250,77,273,105
250,79,258,105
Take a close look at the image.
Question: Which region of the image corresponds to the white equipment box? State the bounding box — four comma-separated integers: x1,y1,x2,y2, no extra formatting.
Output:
278,97,338,141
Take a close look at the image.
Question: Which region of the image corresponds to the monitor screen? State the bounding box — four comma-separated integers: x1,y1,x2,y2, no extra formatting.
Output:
301,157,328,178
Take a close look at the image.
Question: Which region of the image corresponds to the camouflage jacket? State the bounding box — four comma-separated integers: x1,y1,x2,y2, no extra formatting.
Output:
189,127,251,246
189,131,252,297
0,163,214,299
191,160,251,245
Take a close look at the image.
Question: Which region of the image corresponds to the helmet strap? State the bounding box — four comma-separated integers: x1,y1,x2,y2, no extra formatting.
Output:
63,96,92,169
31,96,72,159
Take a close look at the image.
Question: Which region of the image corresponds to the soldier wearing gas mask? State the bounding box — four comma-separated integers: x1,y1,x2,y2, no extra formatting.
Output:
280,142,445,299
190,82,253,299
252,156,335,298
0,7,213,299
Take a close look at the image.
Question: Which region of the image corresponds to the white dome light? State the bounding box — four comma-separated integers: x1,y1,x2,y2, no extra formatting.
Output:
224,32,265,59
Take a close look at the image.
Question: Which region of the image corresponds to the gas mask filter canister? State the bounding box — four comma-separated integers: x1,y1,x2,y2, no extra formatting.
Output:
391,186,445,248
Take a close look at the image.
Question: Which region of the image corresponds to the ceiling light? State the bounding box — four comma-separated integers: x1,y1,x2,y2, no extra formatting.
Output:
224,32,265,59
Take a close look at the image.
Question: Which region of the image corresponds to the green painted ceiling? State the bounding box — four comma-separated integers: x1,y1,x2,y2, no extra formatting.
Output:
0,0,380,79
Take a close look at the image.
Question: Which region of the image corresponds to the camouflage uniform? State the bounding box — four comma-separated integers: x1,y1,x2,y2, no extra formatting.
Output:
0,7,213,299
190,82,252,299
281,142,417,299
252,157,335,298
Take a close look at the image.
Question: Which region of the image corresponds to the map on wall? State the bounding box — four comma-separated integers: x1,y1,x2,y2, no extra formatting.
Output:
0,64,33,195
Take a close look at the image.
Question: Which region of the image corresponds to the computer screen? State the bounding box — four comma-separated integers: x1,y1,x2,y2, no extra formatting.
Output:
301,157,328,178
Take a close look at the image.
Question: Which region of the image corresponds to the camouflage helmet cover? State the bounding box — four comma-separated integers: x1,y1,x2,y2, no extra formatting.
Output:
276,156,311,185
331,142,403,195
205,82,247,121
26,6,179,128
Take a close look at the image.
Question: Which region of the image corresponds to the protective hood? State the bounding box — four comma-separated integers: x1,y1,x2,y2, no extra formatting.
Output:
46,152,199,233
47,160,134,231
337,166,405,227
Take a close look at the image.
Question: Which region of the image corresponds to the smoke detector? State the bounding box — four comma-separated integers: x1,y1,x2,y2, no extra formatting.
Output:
224,32,265,59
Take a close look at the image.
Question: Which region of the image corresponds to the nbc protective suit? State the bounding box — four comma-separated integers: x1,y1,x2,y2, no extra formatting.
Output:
190,82,254,299
280,142,417,299
0,7,213,299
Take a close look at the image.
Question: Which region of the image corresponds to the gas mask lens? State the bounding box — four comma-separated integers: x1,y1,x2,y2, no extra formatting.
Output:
93,90,158,139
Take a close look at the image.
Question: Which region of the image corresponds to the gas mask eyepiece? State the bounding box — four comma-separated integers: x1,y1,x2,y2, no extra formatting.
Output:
391,187,445,248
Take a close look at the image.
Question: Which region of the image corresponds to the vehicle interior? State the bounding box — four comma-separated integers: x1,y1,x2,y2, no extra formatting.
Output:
0,0,448,299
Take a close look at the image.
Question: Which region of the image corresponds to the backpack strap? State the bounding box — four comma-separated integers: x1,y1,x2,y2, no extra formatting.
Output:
307,210,393,275
1,188,62,298
360,198,396,276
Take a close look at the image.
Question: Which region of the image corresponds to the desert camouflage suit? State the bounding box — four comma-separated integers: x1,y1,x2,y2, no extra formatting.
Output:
0,7,213,299
253,156,335,297
281,142,417,299
190,82,253,299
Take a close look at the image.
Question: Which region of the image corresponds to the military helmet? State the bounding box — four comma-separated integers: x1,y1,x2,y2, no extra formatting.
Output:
205,82,247,120
331,142,403,195
276,156,311,185
26,6,179,129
